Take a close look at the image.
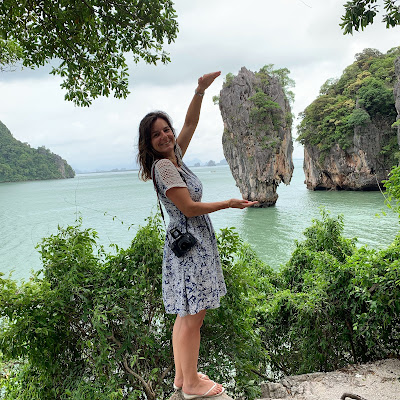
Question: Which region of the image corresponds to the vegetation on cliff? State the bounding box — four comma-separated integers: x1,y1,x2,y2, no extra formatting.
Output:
1,167,399,399
0,120,75,183
297,47,400,165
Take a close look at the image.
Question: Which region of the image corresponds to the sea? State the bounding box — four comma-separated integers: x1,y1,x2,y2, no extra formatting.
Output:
1,159,399,281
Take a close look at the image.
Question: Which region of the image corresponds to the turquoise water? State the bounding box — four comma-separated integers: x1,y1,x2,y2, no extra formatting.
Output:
1,160,398,281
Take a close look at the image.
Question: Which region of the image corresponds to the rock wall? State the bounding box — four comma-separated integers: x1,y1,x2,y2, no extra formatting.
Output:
304,55,400,191
395,56,400,151
303,113,394,190
219,67,293,207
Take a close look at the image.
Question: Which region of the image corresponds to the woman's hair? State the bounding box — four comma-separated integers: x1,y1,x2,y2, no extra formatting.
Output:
137,111,175,181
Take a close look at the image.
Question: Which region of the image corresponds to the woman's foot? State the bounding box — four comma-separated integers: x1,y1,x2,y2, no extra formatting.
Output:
181,379,224,398
173,372,209,390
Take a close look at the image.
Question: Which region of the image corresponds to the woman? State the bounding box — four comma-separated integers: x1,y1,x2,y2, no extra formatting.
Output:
137,71,257,399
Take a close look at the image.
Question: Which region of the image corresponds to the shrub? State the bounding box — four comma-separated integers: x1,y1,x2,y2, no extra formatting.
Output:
257,211,400,377
0,217,267,399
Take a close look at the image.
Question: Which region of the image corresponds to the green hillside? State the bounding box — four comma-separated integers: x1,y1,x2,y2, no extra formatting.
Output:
0,120,75,183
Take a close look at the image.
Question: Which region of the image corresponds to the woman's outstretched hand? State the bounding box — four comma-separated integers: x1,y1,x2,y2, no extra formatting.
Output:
197,71,221,92
228,199,258,209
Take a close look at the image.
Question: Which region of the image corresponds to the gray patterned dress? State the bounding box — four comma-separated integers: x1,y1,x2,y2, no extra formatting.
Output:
152,145,227,317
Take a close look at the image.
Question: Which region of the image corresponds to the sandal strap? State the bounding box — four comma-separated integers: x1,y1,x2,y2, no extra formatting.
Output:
203,383,217,397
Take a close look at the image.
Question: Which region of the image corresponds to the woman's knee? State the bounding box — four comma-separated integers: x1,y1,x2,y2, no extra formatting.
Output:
180,310,206,331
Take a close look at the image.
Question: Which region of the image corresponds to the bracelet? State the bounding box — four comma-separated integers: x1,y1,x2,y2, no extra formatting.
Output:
195,89,205,97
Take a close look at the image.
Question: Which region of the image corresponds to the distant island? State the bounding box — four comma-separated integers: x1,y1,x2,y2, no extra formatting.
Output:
75,159,229,174
0,120,75,183
192,159,228,167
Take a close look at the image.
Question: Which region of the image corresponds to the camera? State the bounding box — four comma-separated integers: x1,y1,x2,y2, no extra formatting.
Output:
169,228,197,257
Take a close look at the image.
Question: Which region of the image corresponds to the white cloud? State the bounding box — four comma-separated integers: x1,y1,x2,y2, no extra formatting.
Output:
0,0,399,170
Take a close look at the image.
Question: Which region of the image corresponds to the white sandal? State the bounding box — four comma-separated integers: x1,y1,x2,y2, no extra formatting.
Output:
173,372,210,390
182,382,225,399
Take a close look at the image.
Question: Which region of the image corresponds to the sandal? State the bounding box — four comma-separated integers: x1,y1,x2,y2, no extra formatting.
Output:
173,372,209,390
182,382,225,399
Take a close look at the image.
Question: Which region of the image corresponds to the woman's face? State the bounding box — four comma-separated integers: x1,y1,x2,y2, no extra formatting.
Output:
150,118,175,157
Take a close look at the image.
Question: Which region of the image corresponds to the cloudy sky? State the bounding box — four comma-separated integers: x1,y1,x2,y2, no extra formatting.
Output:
0,0,399,171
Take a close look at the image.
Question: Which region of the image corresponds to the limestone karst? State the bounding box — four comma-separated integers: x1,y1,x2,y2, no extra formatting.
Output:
218,67,294,207
298,48,399,190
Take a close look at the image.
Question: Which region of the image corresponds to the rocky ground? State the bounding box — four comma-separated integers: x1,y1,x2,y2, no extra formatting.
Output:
168,359,400,400
259,358,400,400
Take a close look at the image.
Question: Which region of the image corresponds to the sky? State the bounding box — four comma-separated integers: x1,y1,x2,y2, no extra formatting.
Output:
0,0,399,172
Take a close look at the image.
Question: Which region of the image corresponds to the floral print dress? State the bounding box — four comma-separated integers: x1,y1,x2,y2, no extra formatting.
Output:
152,145,227,317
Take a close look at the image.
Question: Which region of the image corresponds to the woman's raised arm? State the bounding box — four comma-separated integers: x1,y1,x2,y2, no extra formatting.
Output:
177,71,221,156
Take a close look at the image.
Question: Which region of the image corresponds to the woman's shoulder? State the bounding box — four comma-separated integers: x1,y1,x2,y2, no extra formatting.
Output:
153,158,175,169
152,158,180,181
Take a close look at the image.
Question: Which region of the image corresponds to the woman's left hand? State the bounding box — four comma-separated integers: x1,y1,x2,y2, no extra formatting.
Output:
228,199,259,209
197,71,221,92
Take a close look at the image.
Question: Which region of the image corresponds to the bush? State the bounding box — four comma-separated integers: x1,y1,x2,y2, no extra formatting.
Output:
384,165,400,216
1,210,400,397
0,217,267,400
257,211,400,377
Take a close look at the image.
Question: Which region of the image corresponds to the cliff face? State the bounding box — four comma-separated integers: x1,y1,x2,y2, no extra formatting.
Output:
395,56,400,150
219,67,293,207
300,48,399,191
303,113,395,190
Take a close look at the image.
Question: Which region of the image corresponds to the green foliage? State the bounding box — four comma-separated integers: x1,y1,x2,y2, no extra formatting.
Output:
0,120,74,182
346,108,371,127
258,210,400,376
0,39,22,71
0,0,178,106
357,77,397,117
297,47,399,160
249,91,281,130
383,165,400,217
223,73,235,88
319,78,339,95
341,0,400,34
256,64,295,105
212,95,220,105
0,217,268,399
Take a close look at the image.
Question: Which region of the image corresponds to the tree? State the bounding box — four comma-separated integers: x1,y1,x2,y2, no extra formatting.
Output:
0,0,178,106
341,0,400,34
0,39,22,72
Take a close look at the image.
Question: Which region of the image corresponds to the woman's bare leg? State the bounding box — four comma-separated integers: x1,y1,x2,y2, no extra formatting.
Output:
173,315,183,387
174,315,210,388
173,310,223,396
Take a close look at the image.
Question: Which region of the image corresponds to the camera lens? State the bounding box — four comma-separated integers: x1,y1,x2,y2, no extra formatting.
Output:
181,240,190,250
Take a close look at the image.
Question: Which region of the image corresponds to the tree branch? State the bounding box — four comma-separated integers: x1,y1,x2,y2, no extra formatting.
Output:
123,357,155,400
159,362,174,386
107,331,155,400
250,368,274,381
